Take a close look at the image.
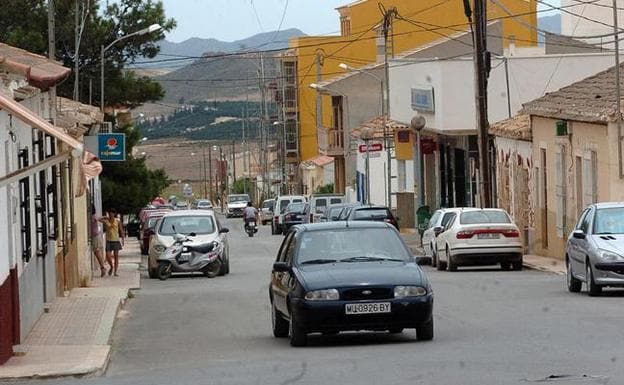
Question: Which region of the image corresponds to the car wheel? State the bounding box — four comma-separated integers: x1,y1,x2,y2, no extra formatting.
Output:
500,262,511,271
431,246,437,268
389,328,403,334
436,249,447,271
586,262,602,296
218,255,229,276
446,248,457,272
204,260,222,278
157,262,170,281
416,318,434,341
271,302,289,338
566,257,582,293
289,313,307,347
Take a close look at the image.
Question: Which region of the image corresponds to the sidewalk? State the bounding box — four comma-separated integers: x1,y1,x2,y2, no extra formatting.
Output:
0,240,141,379
400,231,565,275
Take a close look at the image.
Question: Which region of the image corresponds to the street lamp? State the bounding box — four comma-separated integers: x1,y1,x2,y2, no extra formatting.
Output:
339,63,391,207
411,114,426,211
101,24,162,112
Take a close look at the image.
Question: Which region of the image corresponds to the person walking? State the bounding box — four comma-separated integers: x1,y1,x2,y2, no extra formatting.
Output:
99,209,125,276
90,207,109,277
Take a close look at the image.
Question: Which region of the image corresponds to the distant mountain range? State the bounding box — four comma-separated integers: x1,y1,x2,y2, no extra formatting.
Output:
538,14,561,43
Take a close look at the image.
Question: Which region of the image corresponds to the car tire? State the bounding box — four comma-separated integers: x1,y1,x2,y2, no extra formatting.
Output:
204,260,222,278
416,318,434,341
431,247,437,268
271,303,289,338
218,255,229,276
157,262,170,281
436,252,447,271
289,313,307,347
586,262,602,296
566,257,582,293
446,249,457,272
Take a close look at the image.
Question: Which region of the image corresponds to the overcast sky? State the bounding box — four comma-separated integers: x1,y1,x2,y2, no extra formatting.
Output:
159,0,561,43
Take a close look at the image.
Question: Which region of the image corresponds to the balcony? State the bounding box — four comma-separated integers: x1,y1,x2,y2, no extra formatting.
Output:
318,126,344,157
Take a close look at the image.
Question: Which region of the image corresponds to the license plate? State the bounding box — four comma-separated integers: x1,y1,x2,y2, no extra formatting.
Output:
249,222,256,226
478,233,500,239
179,252,191,262
345,302,391,315
295,215,301,220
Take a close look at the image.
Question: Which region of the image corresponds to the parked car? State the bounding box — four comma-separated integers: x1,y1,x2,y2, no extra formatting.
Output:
269,221,434,346
282,202,310,233
337,203,362,221
192,199,213,210
148,210,230,278
435,208,523,271
260,199,275,225
226,194,251,218
175,201,189,210
566,202,624,296
345,205,400,230
271,195,306,235
139,215,166,255
308,194,345,223
323,202,360,222
422,208,464,267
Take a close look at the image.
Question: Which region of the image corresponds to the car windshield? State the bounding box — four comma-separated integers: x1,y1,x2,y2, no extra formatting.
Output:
593,207,624,234
146,218,159,229
263,201,274,209
460,210,510,224
352,208,390,220
286,203,305,213
296,228,410,265
159,215,216,235
229,195,249,203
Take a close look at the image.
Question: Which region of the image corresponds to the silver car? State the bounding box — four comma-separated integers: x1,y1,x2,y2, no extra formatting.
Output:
566,202,624,296
148,210,230,278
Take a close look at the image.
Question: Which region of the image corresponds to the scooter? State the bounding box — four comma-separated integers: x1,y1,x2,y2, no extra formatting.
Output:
156,233,223,280
245,220,257,237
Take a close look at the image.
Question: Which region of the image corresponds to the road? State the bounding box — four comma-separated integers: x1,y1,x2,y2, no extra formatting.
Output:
7,216,624,385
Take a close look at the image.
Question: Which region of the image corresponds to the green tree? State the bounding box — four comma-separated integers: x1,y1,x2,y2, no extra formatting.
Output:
231,178,253,195
0,0,176,107
100,124,170,215
316,183,334,194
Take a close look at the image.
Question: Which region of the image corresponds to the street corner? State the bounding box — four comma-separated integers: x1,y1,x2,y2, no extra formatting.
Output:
0,345,111,380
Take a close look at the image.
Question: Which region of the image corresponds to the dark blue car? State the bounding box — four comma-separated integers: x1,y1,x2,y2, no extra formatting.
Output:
269,221,434,346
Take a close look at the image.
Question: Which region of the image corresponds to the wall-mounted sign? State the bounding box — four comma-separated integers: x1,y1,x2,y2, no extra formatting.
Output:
411,87,435,112
358,142,383,153
97,133,126,161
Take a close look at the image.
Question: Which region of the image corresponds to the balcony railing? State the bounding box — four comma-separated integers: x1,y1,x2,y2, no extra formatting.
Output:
318,126,344,157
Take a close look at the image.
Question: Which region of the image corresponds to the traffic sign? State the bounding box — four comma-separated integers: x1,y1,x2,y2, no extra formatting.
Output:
182,184,193,198
358,142,383,153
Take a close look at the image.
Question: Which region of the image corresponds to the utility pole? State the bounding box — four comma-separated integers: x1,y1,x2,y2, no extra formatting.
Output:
259,53,268,199
202,143,208,198
73,0,80,100
208,145,213,201
613,0,623,177
48,0,55,60
232,141,236,183
470,0,492,207
382,7,396,208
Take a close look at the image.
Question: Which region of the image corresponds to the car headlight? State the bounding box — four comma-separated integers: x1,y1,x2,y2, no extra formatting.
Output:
394,286,427,298
304,289,339,301
598,249,624,262
154,244,166,253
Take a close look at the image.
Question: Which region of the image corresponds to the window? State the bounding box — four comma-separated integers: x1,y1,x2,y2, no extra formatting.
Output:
340,16,351,36
277,232,295,262
159,215,216,235
330,198,342,204
18,147,31,263
583,151,598,206
580,209,592,233
411,88,435,112
575,209,589,230
460,210,511,224
441,212,455,228
428,211,442,229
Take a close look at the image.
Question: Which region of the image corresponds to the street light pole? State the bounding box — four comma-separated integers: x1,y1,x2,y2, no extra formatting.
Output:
100,24,161,112
361,126,374,205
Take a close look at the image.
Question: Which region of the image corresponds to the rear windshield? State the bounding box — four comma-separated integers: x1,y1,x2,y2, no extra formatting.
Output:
228,195,250,203
330,198,342,204
279,200,291,213
315,198,327,207
460,210,510,224
296,228,410,264
159,215,216,235
286,203,305,212
263,200,274,209
353,208,390,220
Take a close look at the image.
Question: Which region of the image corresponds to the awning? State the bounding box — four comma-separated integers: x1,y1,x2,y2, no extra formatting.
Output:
0,93,103,194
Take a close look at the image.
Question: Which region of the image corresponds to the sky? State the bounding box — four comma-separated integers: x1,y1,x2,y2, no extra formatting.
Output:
159,0,561,43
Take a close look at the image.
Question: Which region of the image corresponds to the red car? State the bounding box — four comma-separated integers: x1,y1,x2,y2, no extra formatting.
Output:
139,211,170,255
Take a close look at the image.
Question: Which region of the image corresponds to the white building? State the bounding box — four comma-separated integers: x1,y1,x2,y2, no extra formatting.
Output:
561,0,624,48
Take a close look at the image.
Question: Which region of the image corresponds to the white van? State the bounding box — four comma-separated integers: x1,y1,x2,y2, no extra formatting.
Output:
271,195,306,235
308,194,345,223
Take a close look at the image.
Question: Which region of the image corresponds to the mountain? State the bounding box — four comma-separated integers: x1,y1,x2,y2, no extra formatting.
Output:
538,14,561,44
148,28,305,68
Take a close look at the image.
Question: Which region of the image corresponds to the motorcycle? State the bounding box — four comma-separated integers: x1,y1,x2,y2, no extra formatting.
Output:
245,220,257,237
156,233,223,280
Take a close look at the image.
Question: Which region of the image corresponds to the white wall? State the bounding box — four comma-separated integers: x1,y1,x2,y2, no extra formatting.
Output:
561,0,624,48
389,53,617,130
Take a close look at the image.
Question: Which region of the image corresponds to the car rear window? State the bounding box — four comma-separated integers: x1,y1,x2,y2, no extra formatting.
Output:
286,203,305,212
296,228,410,264
460,210,511,224
159,216,216,235
330,198,342,204
315,198,327,207
279,200,292,213
263,200,274,209
353,208,390,220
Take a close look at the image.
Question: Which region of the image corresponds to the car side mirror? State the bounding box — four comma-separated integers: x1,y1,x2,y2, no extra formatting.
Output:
219,227,230,234
572,229,586,239
273,262,290,272
433,226,444,236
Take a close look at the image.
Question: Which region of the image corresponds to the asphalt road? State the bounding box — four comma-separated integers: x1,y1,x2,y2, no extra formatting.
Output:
8,216,624,385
